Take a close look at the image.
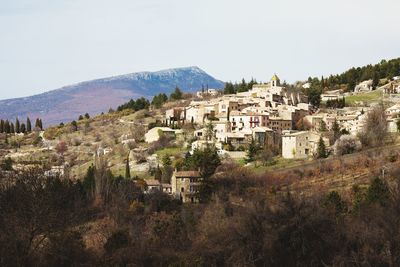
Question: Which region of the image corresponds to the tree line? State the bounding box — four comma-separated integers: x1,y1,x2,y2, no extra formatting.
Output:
0,117,43,134
223,78,258,94
307,58,400,92
117,87,184,112
1,159,399,266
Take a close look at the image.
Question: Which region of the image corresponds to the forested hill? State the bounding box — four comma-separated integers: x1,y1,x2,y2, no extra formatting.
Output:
307,58,400,91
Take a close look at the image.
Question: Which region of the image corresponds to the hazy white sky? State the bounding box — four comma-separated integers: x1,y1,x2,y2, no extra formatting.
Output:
0,0,399,100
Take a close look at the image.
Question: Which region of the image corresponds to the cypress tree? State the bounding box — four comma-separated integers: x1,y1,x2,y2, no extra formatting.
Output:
0,120,4,133
35,118,40,129
39,119,43,130
20,123,26,134
154,164,162,181
332,119,341,142
10,123,15,134
317,137,327,158
26,117,32,132
15,118,20,133
125,154,131,179
4,120,10,134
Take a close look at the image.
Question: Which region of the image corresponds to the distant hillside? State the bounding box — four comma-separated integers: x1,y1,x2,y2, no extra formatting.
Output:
0,66,224,127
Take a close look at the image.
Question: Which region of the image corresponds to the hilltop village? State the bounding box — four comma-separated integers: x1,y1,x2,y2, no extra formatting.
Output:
156,74,399,159
2,60,400,265
2,70,400,204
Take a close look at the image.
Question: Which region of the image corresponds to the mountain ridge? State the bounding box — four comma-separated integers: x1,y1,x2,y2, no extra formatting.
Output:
0,66,224,126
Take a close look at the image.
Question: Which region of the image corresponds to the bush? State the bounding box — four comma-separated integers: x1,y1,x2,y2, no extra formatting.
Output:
333,135,362,155
104,229,131,255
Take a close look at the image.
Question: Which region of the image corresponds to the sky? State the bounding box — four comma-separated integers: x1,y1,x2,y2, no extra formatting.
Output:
0,0,399,100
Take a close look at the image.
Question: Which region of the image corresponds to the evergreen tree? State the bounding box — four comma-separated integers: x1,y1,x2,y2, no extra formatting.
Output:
0,120,4,133
4,120,10,134
71,120,78,132
306,87,322,107
224,82,235,94
332,119,341,142
35,118,43,130
35,118,40,129
245,138,259,163
372,72,380,89
85,113,90,119
20,123,26,134
170,87,183,101
317,137,327,158
125,154,131,179
10,123,15,134
15,118,20,133
26,117,32,132
78,115,84,120
365,177,390,206
154,164,162,181
83,165,96,196
184,146,221,178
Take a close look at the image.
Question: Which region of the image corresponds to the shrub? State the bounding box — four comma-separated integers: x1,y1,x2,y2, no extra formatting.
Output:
333,135,362,155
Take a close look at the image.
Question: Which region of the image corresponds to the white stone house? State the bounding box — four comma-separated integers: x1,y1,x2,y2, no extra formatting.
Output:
282,131,328,159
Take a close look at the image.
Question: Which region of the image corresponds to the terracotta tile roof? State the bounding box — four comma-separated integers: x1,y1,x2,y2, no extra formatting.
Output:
174,171,202,178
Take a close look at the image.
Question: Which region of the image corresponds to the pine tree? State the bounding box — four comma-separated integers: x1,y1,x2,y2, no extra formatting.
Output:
125,154,131,179
317,137,327,158
78,115,84,120
15,118,20,133
84,113,90,119
26,117,32,132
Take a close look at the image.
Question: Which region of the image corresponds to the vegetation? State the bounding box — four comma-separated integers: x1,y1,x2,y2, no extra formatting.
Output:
169,86,183,101
0,116,41,134
117,97,150,112
306,58,400,91
223,78,258,94
345,90,383,106
151,93,168,108
317,137,327,158
1,165,400,266
358,103,388,147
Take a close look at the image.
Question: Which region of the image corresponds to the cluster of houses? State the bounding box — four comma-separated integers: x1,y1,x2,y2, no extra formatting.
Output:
163,75,313,154
141,75,400,202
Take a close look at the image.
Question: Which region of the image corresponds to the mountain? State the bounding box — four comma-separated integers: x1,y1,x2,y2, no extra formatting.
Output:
0,66,224,126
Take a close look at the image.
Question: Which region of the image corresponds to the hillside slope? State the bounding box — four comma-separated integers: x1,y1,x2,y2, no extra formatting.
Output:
0,66,224,126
